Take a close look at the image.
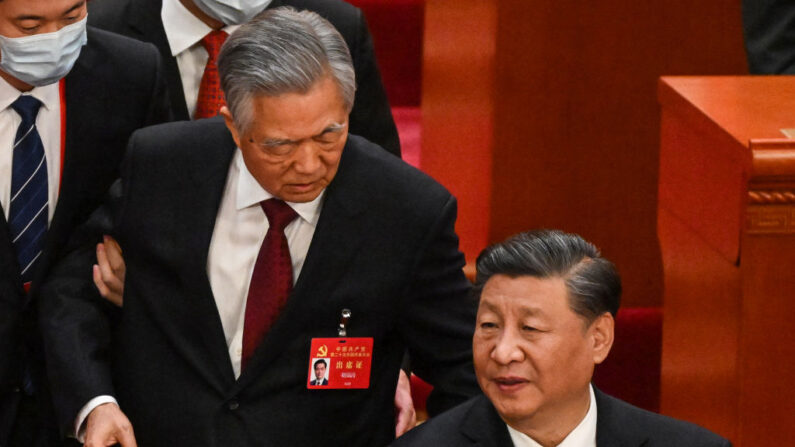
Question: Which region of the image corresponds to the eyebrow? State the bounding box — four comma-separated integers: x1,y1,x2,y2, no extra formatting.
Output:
478,300,502,315
479,299,545,318
15,1,85,21
63,0,85,15
261,122,346,147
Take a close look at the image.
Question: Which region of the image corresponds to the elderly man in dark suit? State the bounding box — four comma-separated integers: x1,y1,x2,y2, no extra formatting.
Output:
41,7,478,447
392,230,731,447
88,0,414,429
0,0,171,446
86,0,401,156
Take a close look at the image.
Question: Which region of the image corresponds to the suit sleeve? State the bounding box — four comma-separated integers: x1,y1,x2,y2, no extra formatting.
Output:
37,225,119,436
743,0,795,74
38,117,142,438
348,10,401,157
399,195,481,416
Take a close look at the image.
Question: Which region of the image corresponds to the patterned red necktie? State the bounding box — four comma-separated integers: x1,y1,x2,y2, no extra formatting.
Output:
194,30,228,119
241,199,298,370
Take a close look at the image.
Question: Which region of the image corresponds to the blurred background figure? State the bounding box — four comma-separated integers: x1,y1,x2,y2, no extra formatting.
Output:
87,0,401,156
743,0,795,74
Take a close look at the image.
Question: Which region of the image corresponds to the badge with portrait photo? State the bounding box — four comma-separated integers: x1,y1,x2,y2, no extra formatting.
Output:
307,337,373,389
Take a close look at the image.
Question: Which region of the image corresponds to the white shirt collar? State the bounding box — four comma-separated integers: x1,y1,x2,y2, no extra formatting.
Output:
0,74,61,114
161,0,241,56
507,385,598,447
233,149,324,226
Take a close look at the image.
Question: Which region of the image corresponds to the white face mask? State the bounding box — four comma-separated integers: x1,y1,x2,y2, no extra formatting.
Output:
0,16,88,87
192,0,272,26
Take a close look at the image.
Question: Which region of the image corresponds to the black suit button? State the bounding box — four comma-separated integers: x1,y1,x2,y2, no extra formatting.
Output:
228,400,240,410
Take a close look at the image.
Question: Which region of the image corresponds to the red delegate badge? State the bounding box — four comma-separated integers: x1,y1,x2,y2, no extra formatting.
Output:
307,337,373,389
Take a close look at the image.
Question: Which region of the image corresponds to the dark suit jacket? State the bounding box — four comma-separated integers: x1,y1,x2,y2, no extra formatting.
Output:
87,0,402,156
41,119,478,446
743,0,795,74
0,27,171,445
391,389,731,447
310,378,328,386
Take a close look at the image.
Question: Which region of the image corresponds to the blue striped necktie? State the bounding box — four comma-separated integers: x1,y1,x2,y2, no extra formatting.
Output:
8,95,48,286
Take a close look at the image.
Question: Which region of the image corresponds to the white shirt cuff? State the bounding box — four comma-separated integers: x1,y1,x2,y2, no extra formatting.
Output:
74,395,118,442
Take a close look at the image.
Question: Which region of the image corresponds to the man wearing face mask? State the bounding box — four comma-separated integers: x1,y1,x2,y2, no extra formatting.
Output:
0,0,171,446
87,0,401,157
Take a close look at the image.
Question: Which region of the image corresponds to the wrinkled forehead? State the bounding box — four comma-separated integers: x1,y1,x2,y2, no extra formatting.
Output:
478,275,570,312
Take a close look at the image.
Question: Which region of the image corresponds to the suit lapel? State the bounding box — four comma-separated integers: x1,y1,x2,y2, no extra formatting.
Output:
234,139,368,391
459,396,514,447
128,0,190,120
594,388,649,447
122,120,237,393
170,123,240,390
43,45,93,274
28,38,100,293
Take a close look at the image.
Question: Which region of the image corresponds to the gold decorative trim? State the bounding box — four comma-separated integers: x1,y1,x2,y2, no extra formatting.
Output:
748,190,795,204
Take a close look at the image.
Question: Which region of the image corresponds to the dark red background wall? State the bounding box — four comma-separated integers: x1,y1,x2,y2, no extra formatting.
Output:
422,0,748,306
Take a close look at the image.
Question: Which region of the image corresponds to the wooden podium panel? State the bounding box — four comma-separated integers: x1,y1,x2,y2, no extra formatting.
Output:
421,0,746,308
658,76,795,446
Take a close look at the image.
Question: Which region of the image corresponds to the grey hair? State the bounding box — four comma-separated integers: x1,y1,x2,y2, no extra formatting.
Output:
218,7,356,132
474,229,622,324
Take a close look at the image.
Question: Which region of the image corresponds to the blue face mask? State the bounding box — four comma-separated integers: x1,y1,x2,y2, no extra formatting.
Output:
0,16,88,87
192,0,272,26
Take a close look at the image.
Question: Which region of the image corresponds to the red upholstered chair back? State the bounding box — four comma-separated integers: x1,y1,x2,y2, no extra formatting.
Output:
592,307,662,412
346,0,424,107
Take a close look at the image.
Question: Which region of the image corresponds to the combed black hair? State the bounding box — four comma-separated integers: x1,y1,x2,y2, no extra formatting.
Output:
475,229,621,322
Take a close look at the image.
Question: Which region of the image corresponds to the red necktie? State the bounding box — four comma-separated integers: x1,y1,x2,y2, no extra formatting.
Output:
241,199,298,370
194,30,228,119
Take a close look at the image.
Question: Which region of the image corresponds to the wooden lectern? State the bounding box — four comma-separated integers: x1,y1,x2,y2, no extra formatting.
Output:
658,76,795,446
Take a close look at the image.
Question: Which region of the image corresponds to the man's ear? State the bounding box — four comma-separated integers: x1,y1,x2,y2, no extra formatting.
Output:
590,312,614,365
220,105,242,148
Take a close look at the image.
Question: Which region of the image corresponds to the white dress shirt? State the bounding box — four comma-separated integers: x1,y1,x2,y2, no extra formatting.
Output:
161,0,250,118
507,385,598,447
208,149,324,378
0,76,61,223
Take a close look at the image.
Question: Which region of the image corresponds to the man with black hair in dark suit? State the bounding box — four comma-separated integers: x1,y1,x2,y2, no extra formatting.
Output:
392,230,731,447
0,0,171,446
86,0,401,156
